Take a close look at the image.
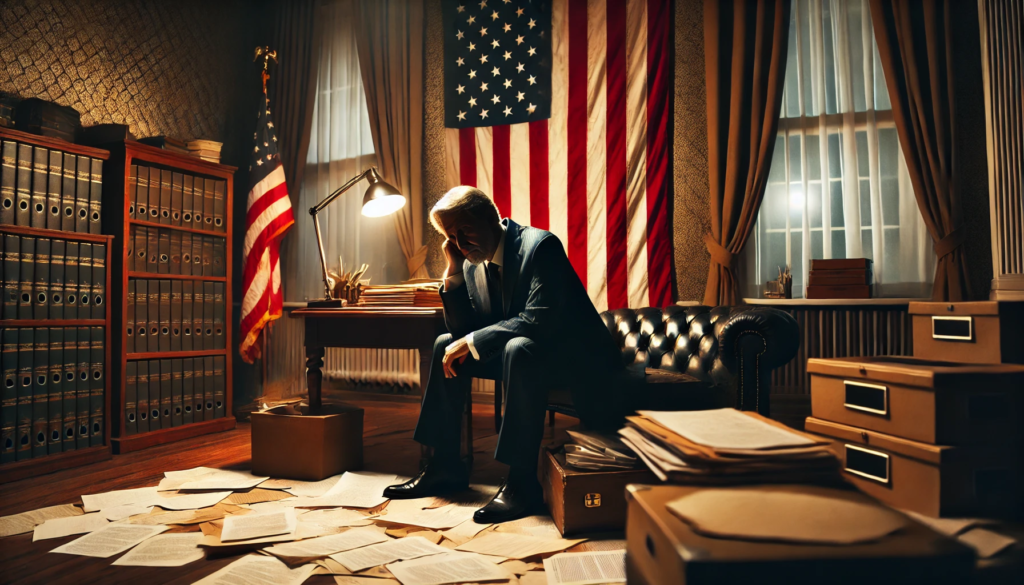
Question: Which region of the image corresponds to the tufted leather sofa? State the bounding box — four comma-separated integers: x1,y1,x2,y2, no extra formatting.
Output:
543,305,800,420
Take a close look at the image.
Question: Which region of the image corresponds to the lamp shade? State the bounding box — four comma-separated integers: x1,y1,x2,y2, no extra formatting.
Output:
361,168,406,217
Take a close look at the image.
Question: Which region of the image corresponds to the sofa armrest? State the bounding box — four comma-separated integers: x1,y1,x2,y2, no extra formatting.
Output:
716,307,799,415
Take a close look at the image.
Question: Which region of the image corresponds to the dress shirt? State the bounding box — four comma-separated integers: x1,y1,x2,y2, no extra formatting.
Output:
443,224,506,361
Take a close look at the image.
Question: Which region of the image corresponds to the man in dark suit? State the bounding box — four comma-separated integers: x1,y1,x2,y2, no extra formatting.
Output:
383,186,626,523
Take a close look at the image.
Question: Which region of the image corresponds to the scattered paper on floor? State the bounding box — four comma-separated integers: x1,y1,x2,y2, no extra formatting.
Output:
380,504,478,530
300,508,375,527
221,508,297,542
330,536,449,572
111,532,205,566
300,472,398,509
542,550,626,585
178,469,269,491
265,526,390,559
192,554,317,585
261,475,343,498
225,488,294,506
102,505,154,522
1,504,84,538
334,576,400,585
519,571,547,585
81,487,161,512
50,524,169,558
440,519,491,546
33,513,109,541
958,528,1016,559
155,491,232,511
387,551,510,585
456,532,585,560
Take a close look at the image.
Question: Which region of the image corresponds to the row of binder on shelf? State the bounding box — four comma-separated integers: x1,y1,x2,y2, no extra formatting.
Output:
126,280,225,354
0,326,105,464
2,234,106,320
128,165,226,233
0,140,103,234
128,225,225,277
124,356,225,435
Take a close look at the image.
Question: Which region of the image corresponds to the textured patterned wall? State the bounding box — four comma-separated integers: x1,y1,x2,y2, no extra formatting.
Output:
0,0,262,166
421,0,712,299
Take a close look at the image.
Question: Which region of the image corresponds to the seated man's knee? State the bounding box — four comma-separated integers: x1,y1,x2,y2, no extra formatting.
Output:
503,337,538,365
433,333,455,356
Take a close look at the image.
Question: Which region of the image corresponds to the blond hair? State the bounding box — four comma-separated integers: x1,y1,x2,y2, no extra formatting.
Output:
429,185,501,233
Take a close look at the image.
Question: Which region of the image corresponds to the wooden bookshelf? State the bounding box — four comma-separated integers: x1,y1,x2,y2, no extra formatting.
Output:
0,221,114,483
100,140,236,454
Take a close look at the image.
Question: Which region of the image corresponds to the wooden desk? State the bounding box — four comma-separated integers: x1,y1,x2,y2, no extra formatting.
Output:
289,307,448,410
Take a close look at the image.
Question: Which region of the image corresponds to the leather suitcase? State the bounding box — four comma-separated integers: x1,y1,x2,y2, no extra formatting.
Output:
909,301,1024,365
625,483,974,585
541,449,657,536
808,356,1024,445
806,417,1021,519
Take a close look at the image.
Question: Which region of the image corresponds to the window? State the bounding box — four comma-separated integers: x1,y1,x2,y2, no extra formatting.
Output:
744,0,933,299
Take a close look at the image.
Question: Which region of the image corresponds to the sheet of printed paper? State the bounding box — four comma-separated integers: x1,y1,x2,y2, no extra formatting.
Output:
102,505,154,522
520,570,548,585
192,554,318,585
542,550,626,585
300,472,397,509
265,526,390,558
455,532,585,559
261,475,343,498
50,524,169,558
330,536,449,572
158,467,220,491
154,491,232,510
177,469,269,491
111,532,205,566
334,577,401,585
0,504,84,537
220,508,298,542
958,528,1017,559
300,508,375,527
386,552,509,585
381,503,478,530
33,513,109,541
637,409,814,450
440,519,491,546
224,488,294,506
81,486,162,513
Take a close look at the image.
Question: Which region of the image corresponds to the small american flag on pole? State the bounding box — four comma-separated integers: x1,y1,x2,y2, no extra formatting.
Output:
443,0,674,312
240,78,295,363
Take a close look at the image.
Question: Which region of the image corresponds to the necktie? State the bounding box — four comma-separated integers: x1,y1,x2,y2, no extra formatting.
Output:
486,262,503,320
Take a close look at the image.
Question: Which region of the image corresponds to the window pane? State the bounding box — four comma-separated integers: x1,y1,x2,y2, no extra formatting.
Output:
830,180,845,227
881,177,899,226
806,134,822,180
832,229,847,259
789,183,805,227
790,231,804,291
828,133,842,178
883,227,900,283
878,128,898,177
821,2,838,115
873,41,891,111
811,229,824,260
856,131,869,177
848,5,867,113
761,231,788,285
768,135,786,183
861,228,873,260
808,182,823,229
860,179,872,226
789,134,802,181
763,183,788,230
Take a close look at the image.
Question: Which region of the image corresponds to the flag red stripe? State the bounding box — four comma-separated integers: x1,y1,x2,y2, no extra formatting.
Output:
245,180,291,230
605,0,629,311
528,120,549,230
646,0,673,307
459,127,477,186
491,124,512,218
242,212,294,293
567,0,589,284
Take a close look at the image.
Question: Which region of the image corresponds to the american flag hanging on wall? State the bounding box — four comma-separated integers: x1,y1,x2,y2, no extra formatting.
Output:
240,80,295,363
443,0,673,311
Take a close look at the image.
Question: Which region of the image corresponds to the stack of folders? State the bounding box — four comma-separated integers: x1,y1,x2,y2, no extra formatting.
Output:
563,429,640,471
126,224,225,277
125,280,225,354
806,258,872,299
122,356,225,436
127,166,227,233
187,139,223,163
0,138,103,234
1,235,106,320
0,326,104,463
618,408,840,485
357,280,443,308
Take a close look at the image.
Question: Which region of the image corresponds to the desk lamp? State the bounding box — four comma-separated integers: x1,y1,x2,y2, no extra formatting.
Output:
308,166,405,307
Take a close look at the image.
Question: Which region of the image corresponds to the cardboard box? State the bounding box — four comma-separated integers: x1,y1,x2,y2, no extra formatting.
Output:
251,403,363,481
909,300,1024,365
625,484,974,585
806,417,1021,519
542,449,657,536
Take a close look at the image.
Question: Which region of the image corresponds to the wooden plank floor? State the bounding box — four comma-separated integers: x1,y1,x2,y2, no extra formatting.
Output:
0,401,604,585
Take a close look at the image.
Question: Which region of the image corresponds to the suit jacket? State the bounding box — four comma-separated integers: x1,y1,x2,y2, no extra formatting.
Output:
440,219,622,376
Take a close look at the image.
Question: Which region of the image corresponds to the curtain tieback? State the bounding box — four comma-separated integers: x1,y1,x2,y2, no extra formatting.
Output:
704,233,734,269
935,227,966,259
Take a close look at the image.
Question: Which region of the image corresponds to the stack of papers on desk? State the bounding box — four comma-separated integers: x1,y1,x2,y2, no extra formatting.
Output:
618,408,839,484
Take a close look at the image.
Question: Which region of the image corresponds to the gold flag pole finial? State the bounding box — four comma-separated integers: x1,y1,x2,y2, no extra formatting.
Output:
254,46,278,92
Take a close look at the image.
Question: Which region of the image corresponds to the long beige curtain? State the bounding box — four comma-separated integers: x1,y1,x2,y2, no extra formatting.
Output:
354,0,429,279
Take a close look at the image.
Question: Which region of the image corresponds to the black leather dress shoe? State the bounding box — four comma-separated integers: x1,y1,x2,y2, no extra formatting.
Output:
473,477,544,523
383,462,469,499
